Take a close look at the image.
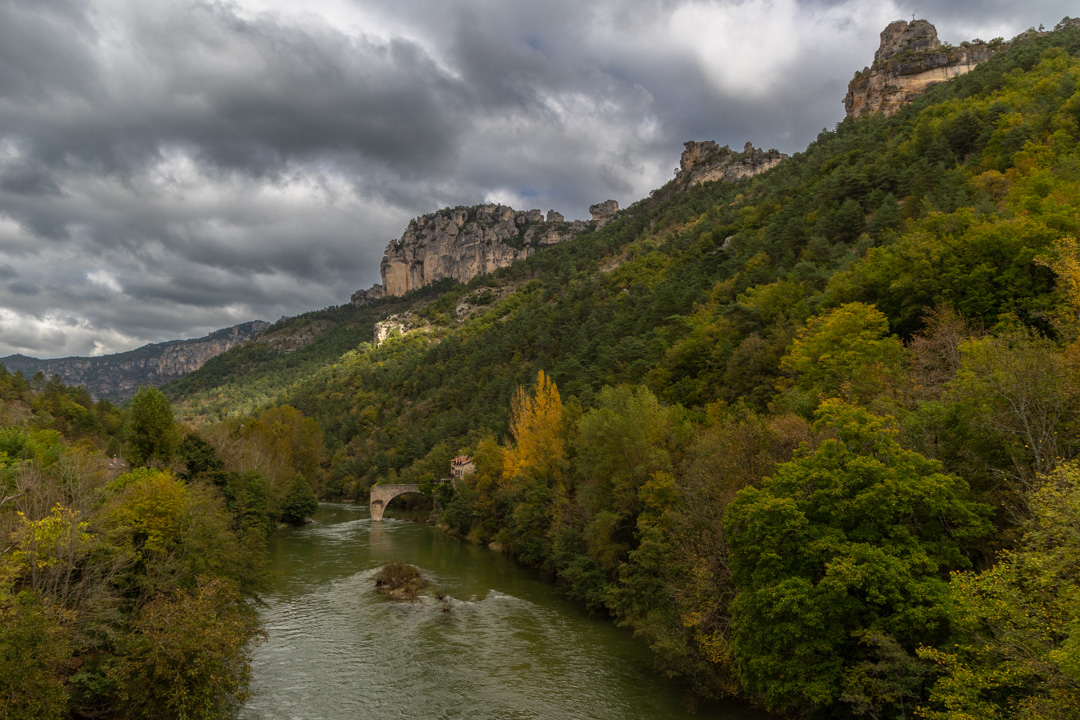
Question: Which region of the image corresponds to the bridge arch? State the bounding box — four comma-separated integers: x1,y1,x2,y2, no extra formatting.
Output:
369,484,423,521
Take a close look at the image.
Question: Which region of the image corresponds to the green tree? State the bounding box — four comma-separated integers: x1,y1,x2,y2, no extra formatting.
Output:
280,474,317,525
573,385,676,576
177,433,225,483
723,400,989,715
779,302,905,413
919,461,1080,720
108,578,260,720
0,591,71,720
124,388,178,468
948,328,1080,489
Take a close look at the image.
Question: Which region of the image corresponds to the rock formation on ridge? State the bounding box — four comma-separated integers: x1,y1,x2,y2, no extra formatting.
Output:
589,200,620,227
674,141,787,188
844,19,1004,117
354,203,595,302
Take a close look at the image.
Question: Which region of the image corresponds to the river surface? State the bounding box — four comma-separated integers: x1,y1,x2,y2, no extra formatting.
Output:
240,503,768,720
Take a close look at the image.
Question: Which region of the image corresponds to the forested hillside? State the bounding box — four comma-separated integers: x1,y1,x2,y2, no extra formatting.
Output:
0,367,329,718
153,21,1080,719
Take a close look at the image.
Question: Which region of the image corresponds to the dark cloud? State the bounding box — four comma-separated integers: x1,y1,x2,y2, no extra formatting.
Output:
0,0,1072,357
0,164,62,196
7,281,39,296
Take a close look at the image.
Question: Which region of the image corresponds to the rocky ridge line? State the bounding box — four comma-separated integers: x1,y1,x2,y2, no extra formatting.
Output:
352,139,790,305
674,141,787,188
0,321,270,400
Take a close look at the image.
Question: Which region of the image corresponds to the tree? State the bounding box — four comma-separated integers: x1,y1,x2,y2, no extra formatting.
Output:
948,327,1080,491
919,461,1080,720
502,370,566,490
779,302,905,413
123,388,178,468
205,406,324,506
660,409,813,699
500,371,567,566
280,474,317,525
573,385,675,575
1035,235,1080,335
177,433,225,483
723,400,989,715
255,406,324,485
108,578,260,720
0,591,71,720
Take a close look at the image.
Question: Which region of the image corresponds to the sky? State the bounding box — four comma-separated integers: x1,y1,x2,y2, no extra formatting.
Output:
0,0,1074,358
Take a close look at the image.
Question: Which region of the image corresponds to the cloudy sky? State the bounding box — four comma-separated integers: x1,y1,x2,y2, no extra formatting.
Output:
0,0,1073,358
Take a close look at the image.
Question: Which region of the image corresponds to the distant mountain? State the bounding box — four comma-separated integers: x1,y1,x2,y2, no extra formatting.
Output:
1,321,270,401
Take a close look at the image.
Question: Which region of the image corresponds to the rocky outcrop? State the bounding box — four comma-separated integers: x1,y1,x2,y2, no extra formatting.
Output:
845,19,1004,117
373,312,424,345
0,321,269,400
360,203,598,300
350,284,386,307
589,200,619,228
674,141,787,188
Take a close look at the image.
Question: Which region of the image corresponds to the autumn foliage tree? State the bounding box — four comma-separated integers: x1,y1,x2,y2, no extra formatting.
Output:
779,302,906,414
499,370,567,565
204,405,325,513
502,370,566,491
919,461,1080,719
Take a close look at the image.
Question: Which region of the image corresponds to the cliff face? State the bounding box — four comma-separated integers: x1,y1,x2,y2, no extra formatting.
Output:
674,141,787,187
356,203,600,301
845,19,1003,117
0,321,269,400
351,140,789,304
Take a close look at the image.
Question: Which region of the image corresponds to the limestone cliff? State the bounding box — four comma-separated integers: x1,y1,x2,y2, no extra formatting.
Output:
352,138,791,304
845,19,1003,117
357,203,596,301
0,321,269,400
589,200,620,228
674,141,787,188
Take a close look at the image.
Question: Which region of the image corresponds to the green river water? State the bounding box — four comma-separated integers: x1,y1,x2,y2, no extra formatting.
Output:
240,503,769,720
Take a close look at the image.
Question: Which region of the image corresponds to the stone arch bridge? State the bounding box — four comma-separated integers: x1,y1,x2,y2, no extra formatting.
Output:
369,484,422,521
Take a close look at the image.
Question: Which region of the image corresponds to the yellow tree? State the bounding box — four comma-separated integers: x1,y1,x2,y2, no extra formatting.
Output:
501,371,567,567
1036,235,1080,337
502,370,566,490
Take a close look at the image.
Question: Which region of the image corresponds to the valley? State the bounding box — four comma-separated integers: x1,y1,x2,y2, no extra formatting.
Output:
3,15,1080,720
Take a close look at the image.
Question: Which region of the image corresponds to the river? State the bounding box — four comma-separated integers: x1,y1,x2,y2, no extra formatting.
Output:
240,503,768,720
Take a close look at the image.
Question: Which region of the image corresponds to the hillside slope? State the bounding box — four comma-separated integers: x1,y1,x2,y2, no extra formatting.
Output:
168,20,1080,718
175,23,1080,477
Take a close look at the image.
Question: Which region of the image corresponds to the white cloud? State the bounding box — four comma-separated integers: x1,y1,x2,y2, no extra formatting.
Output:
0,307,137,357
86,269,123,293
668,0,903,98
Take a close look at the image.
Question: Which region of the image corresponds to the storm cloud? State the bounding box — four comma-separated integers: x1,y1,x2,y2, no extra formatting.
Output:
0,0,1073,357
